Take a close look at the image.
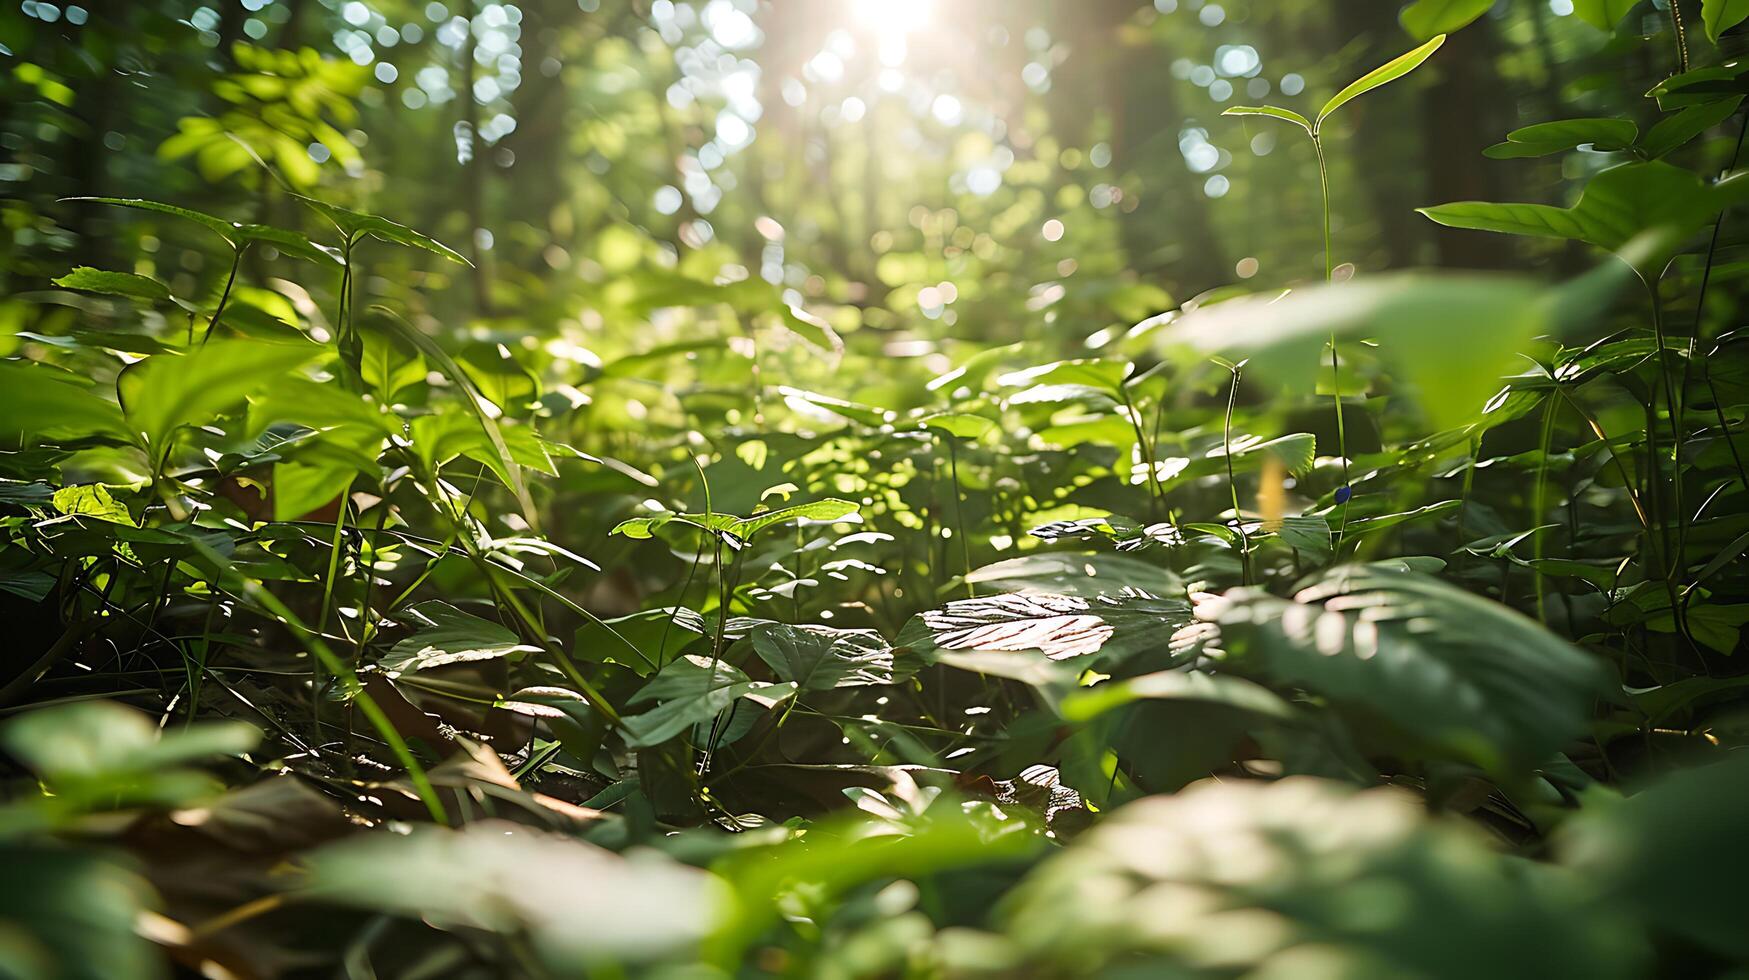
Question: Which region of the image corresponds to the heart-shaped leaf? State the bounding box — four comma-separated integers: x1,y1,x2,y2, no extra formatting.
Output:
897,588,1192,665
383,601,541,677
751,624,895,691
620,655,796,748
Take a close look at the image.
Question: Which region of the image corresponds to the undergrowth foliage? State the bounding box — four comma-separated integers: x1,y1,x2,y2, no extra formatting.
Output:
3,3,1749,979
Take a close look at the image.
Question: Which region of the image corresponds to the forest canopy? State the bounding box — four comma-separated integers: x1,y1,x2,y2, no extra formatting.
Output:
2,0,1749,977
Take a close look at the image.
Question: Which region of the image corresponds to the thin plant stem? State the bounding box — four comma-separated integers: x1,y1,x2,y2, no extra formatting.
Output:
1533,394,1560,623
203,547,449,826
1120,386,1164,507
945,437,974,599
1312,134,1353,553
1223,364,1253,586
199,248,244,345
1647,281,1685,584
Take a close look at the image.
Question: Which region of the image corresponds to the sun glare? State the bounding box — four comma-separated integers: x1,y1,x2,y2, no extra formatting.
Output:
850,0,937,47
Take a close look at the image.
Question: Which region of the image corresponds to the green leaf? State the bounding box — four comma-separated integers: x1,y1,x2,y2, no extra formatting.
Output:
0,360,129,442
371,312,538,530
612,498,861,545
751,624,895,691
1481,117,1638,159
1419,162,1749,275
0,700,257,811
295,194,472,265
921,412,998,439
118,339,322,464
62,197,340,264
1164,259,1631,430
50,485,135,526
1647,59,1749,109
779,387,896,427
51,267,172,303
896,589,1192,667
996,358,1132,392
619,654,796,748
0,844,162,980
1059,669,1296,723
1564,751,1749,958
1317,35,1446,128
1274,513,1333,556
1703,0,1749,40
967,552,1184,597
1571,0,1640,30
1008,778,1642,977
1221,104,1313,133
1201,564,1609,774
575,607,705,673
1400,0,1494,40
302,822,714,969
1640,96,1744,159
381,601,541,677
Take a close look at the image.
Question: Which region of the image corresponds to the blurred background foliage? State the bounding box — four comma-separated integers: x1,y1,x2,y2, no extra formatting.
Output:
3,0,1749,977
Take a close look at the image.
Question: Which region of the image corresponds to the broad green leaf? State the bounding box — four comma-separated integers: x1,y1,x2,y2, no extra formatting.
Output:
1317,35,1446,128
1571,0,1640,30
381,601,541,677
0,569,55,602
612,498,860,545
295,194,471,265
1482,117,1638,159
967,552,1184,598
922,412,998,439
1144,432,1319,490
302,821,713,969
778,303,843,355
1059,669,1296,723
1341,499,1460,538
248,376,396,440
1640,96,1743,158
63,197,340,264
372,312,537,530
1646,59,1749,108
118,339,322,464
1221,104,1312,133
50,485,135,526
575,606,706,673
1564,751,1749,958
996,358,1131,392
1029,514,1185,552
619,654,796,748
52,267,171,303
751,624,895,691
779,387,896,427
0,701,257,812
359,324,427,400
1200,564,1609,773
1163,261,1630,429
1274,512,1333,555
1400,0,1494,40
1703,0,1749,40
0,360,129,442
896,589,1192,667
62,196,237,240
1419,162,1749,274
1007,779,1642,977
0,845,161,980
